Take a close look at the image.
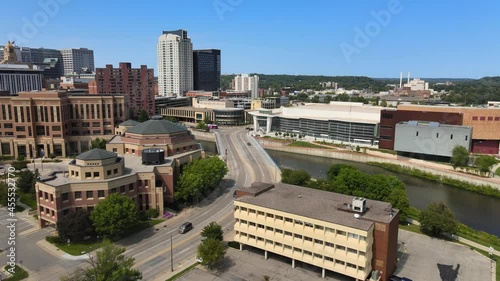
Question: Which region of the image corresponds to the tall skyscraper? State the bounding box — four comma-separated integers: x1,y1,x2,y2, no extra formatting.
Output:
233,74,259,99
157,29,193,97
193,49,221,91
89,63,155,118
61,48,95,75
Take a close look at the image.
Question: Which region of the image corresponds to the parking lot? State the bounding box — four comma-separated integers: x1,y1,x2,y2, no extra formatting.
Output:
179,229,492,281
395,230,492,281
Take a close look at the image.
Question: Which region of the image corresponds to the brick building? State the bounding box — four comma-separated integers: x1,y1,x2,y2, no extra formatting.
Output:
35,118,202,228
397,105,500,154
89,63,155,118
234,182,399,281
0,90,126,158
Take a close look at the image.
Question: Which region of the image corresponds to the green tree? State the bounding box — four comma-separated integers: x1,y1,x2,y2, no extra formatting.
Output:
281,169,311,186
90,194,139,238
380,100,388,107
60,241,142,281
0,182,9,206
16,170,37,194
387,188,410,221
450,145,469,169
326,164,356,181
201,222,223,241
474,155,498,175
197,238,226,270
420,202,458,236
138,110,149,123
11,160,28,170
90,138,107,150
175,157,228,202
57,210,93,242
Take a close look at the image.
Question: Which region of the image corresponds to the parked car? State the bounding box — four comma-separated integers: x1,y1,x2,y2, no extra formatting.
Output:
247,142,251,146
178,222,193,234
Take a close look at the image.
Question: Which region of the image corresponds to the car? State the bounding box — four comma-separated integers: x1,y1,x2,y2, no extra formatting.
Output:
247,142,251,146
390,276,402,281
233,190,237,198
178,222,193,234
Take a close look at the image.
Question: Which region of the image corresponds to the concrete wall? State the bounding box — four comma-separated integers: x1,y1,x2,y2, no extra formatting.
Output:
394,123,472,157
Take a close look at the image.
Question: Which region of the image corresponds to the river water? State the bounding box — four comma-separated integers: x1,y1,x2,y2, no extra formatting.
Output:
266,150,500,236
198,140,499,236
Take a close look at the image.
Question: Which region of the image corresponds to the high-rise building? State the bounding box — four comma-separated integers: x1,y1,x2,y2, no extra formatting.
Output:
193,49,221,91
157,29,193,97
61,48,95,75
233,74,259,99
89,63,155,118
30,47,64,78
0,41,43,94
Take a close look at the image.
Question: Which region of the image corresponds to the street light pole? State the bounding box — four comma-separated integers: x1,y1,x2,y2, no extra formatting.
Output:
170,233,174,272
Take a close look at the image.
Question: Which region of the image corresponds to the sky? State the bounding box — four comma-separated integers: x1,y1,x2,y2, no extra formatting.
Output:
1,0,500,78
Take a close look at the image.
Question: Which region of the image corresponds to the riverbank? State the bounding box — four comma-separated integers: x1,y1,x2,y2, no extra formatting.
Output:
257,138,500,191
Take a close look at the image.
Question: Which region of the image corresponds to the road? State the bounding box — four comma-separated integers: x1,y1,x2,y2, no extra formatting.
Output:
1,127,278,280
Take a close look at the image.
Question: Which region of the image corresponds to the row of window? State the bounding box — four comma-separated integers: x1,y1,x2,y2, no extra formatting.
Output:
236,206,366,241
472,116,500,121
236,231,366,272
237,219,366,256
60,184,135,201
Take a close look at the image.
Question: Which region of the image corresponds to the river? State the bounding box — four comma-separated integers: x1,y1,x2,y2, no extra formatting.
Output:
198,140,499,236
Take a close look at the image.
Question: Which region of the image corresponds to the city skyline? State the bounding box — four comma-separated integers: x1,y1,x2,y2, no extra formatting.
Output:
1,0,499,78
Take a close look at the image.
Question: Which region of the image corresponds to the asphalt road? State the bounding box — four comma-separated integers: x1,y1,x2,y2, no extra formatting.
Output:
1,127,278,280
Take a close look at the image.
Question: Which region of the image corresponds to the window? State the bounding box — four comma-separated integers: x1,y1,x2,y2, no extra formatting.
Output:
480,116,486,121
304,236,313,242
347,248,357,254
284,245,292,250
284,231,292,237
93,172,99,177
382,113,393,119
314,239,323,245
75,191,82,199
336,245,346,251
98,190,105,198
85,172,91,178
113,168,118,174
465,135,468,141
249,222,256,226
315,225,324,230
337,230,346,236
294,219,303,225
436,133,439,138
472,116,478,121
266,213,274,219
275,242,282,247
107,170,112,176
285,218,293,223
275,229,283,234
335,260,345,265
293,247,302,253
325,242,334,248
257,237,264,242
249,209,256,214
305,222,313,228
266,226,273,231
257,224,265,229
129,183,134,191
86,191,93,198
488,117,493,121
326,227,334,233
325,256,334,262
314,253,322,259
347,263,356,269
416,131,419,136
495,117,500,121
358,266,365,271
240,207,247,211
303,250,312,256
294,233,302,239
120,186,125,193
265,239,273,244
257,211,264,216
359,251,366,256
348,233,359,239
62,193,69,201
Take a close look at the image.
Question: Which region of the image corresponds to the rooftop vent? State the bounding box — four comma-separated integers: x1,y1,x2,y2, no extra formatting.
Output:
142,148,165,165
352,197,367,213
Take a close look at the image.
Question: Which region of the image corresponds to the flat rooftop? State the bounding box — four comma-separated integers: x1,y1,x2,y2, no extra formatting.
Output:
236,182,398,231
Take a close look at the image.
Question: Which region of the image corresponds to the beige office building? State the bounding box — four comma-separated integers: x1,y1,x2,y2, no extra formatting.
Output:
234,183,399,281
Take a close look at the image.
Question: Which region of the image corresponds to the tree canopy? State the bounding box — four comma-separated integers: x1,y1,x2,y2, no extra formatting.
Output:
450,145,469,169
90,138,107,150
201,222,223,241
57,210,93,242
16,170,37,194
420,202,458,236
281,169,311,186
474,155,498,175
197,238,226,270
90,194,139,238
60,241,142,281
175,156,228,202
138,110,149,123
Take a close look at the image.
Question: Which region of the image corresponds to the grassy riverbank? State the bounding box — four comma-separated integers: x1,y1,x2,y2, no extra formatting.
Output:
367,162,500,199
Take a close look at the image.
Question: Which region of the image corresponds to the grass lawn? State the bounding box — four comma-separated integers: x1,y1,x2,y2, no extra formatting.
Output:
3,265,29,281
18,192,37,210
399,223,423,234
14,205,25,212
165,263,198,281
47,219,165,256
288,141,327,149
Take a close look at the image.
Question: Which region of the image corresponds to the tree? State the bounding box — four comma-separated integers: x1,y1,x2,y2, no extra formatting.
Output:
138,110,149,123
57,210,93,242
420,202,458,236
474,155,498,175
16,170,37,194
387,188,410,221
450,145,469,169
0,182,9,206
380,100,388,107
90,194,139,238
90,138,107,150
197,238,226,270
281,169,311,186
60,241,142,281
175,157,228,202
11,160,28,170
201,222,223,241
326,164,355,181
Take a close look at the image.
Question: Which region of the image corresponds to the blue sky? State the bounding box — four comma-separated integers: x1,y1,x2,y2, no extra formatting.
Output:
2,0,499,78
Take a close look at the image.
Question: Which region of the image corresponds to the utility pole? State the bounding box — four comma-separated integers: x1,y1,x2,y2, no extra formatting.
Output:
170,233,174,272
